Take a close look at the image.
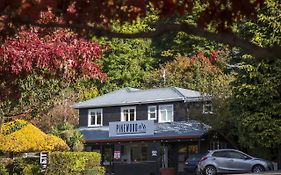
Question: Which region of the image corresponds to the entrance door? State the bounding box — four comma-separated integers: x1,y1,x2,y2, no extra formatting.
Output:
102,145,114,173
178,144,198,173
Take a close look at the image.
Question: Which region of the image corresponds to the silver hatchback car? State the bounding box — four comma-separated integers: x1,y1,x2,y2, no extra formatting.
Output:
197,149,274,175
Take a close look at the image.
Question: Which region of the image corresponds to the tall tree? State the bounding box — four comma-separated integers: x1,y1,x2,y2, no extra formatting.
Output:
93,18,157,94
0,11,105,131
231,0,281,159
1,0,280,59
145,51,236,138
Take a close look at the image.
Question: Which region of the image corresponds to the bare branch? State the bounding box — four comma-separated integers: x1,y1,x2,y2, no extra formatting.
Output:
19,21,281,60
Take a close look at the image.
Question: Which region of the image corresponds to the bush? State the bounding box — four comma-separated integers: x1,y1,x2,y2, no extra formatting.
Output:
46,152,105,175
11,157,40,175
51,123,84,152
0,161,8,175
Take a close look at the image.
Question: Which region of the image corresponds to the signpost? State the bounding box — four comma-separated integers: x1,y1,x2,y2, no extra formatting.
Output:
39,152,48,170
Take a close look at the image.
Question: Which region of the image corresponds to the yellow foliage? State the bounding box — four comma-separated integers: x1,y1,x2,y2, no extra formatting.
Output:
0,120,69,153
1,119,28,135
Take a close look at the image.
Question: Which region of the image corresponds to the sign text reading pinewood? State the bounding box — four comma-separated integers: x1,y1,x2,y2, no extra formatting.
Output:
109,120,154,137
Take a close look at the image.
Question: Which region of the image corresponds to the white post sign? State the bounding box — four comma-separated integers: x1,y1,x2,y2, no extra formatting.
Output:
109,120,154,137
39,152,48,169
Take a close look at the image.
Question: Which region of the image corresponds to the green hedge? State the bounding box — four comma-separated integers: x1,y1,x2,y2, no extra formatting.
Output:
11,157,40,175
45,152,105,175
0,161,8,175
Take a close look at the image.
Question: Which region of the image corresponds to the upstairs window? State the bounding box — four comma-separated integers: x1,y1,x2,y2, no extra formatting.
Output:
88,109,103,127
148,106,157,120
203,104,213,114
158,104,174,123
121,106,136,121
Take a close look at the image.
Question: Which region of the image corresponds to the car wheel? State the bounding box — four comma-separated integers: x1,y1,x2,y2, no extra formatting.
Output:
252,165,265,173
204,165,217,175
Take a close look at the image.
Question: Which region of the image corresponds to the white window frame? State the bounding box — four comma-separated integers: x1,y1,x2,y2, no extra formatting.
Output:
121,106,136,121
88,109,103,127
158,104,174,123
148,105,157,120
203,104,213,114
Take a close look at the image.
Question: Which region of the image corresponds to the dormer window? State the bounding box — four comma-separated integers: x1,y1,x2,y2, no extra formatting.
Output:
148,106,157,120
88,109,103,127
203,104,213,114
158,104,174,123
121,106,136,121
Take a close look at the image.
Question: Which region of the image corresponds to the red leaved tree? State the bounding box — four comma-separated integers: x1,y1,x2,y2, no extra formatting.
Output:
0,11,106,131
0,0,280,59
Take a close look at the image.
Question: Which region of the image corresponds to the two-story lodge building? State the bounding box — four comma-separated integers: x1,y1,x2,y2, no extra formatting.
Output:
73,87,231,175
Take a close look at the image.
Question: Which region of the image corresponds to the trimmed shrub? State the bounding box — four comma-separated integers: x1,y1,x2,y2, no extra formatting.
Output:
45,152,105,175
0,161,8,175
11,157,40,175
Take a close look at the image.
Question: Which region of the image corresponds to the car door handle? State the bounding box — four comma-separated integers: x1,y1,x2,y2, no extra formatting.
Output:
229,159,234,161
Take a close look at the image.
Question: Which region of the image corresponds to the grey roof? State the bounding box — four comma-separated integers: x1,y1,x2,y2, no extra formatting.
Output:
73,87,209,109
79,120,211,142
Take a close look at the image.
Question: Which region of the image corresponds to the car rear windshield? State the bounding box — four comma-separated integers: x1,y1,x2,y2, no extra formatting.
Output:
187,153,207,161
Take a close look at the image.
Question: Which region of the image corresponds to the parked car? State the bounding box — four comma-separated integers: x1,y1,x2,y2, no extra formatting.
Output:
197,149,274,175
185,152,208,174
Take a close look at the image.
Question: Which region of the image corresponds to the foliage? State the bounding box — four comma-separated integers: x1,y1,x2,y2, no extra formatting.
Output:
1,119,28,135
11,158,40,175
145,51,235,137
151,2,225,63
232,0,281,148
232,59,281,148
0,161,8,175
0,10,105,127
51,123,84,152
145,51,233,93
31,88,80,133
0,120,69,153
2,0,278,62
0,0,264,33
94,18,157,93
0,11,105,102
45,152,105,175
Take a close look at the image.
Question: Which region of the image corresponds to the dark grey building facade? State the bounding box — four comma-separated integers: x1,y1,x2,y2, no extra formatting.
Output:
73,87,231,175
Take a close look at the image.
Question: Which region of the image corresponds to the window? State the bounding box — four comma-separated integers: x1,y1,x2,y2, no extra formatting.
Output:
121,144,148,163
148,106,157,120
88,109,103,127
158,104,174,123
121,106,136,121
228,151,250,159
212,151,229,158
203,103,213,114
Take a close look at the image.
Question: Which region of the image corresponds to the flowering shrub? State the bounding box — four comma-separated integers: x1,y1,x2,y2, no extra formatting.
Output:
0,120,69,153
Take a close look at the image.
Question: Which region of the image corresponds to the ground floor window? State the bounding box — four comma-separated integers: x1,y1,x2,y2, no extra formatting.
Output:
121,144,148,163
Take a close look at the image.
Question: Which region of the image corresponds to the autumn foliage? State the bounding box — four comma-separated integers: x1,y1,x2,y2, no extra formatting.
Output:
0,11,106,101
0,0,265,33
0,119,69,153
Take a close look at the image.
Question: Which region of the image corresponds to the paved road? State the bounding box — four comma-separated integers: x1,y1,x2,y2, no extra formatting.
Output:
230,171,281,175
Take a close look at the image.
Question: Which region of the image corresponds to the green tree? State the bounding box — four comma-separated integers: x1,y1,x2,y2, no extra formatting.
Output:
231,0,281,155
94,18,157,93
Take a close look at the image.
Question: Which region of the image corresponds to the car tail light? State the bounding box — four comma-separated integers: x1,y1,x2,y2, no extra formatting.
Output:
200,156,208,162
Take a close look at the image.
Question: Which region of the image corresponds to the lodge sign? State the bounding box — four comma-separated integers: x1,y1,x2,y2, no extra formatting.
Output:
109,120,154,137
